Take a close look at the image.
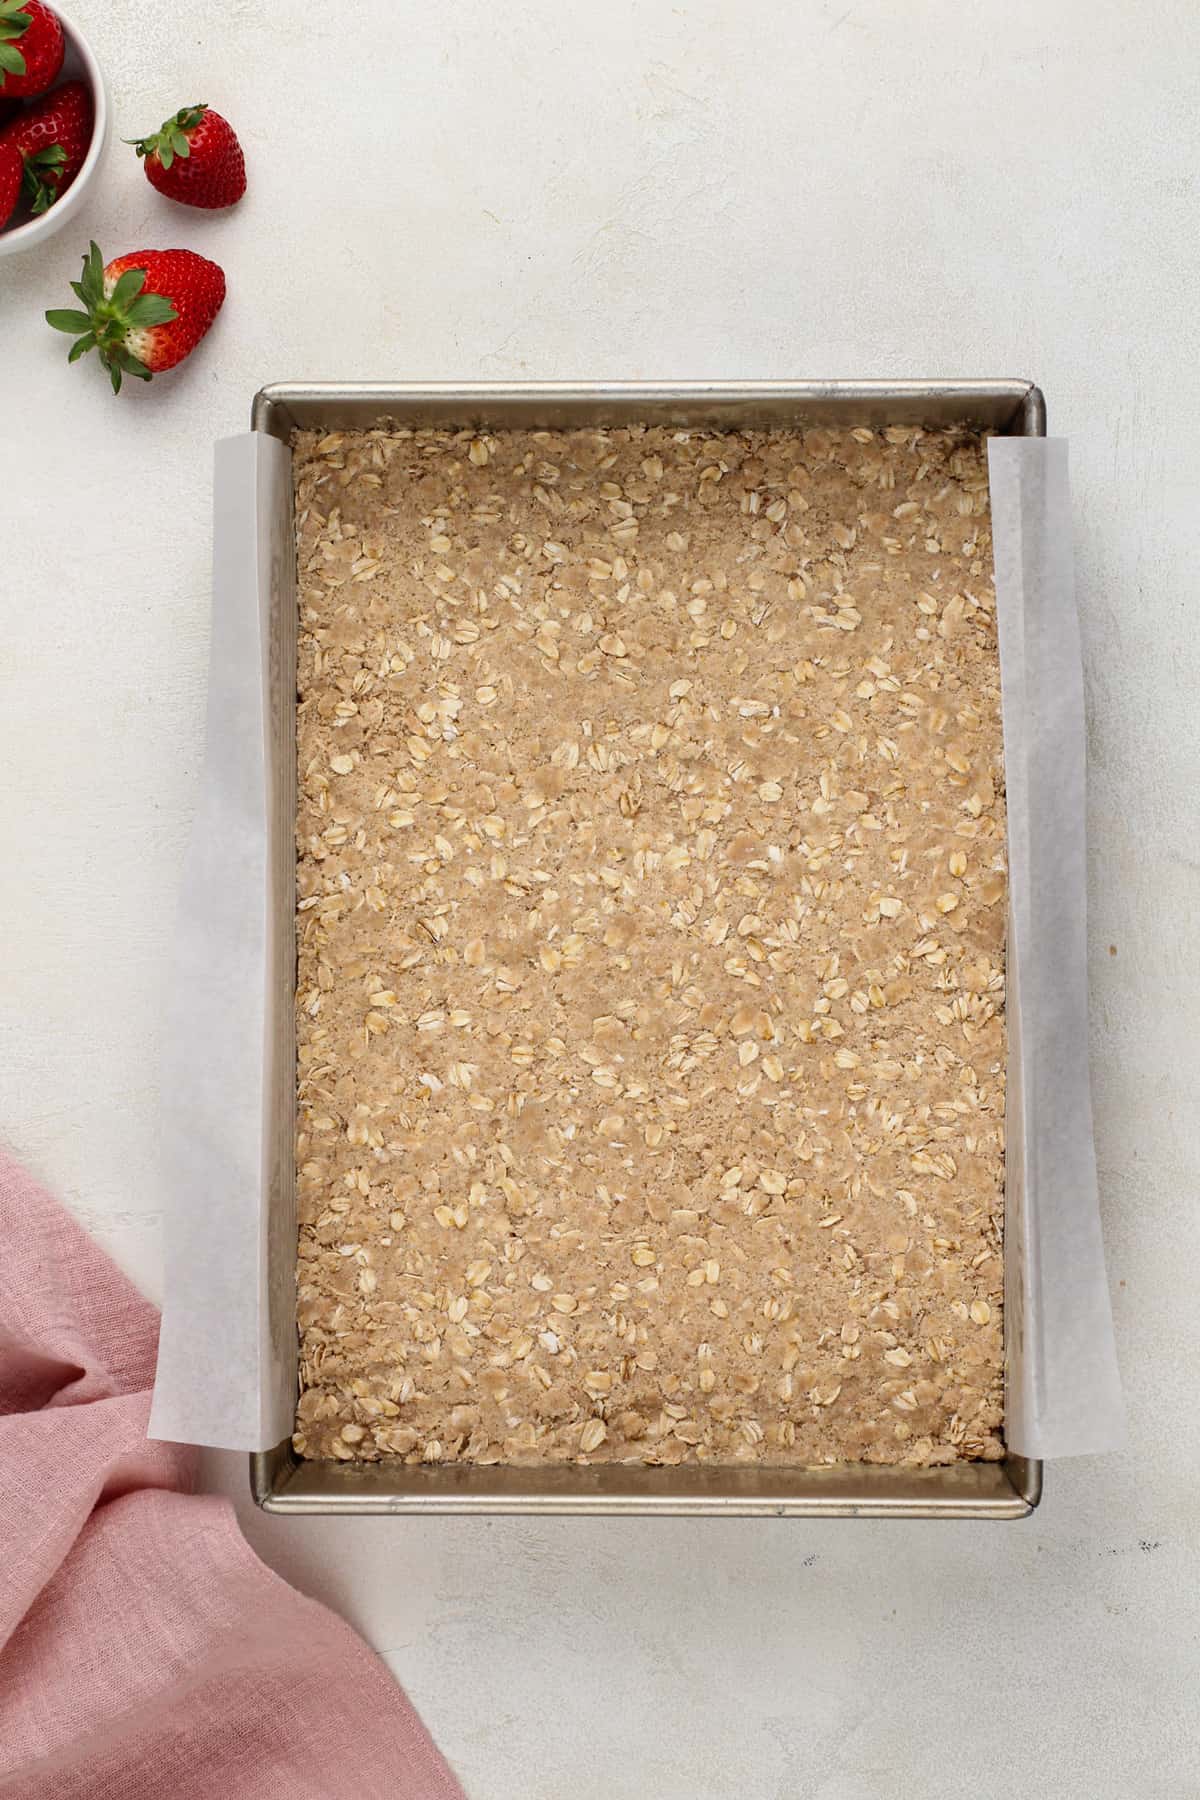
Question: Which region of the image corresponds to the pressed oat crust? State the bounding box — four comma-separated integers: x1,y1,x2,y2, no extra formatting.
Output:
292,423,1006,1470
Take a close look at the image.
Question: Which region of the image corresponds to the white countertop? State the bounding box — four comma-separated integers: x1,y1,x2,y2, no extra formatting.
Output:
2,3,1197,1794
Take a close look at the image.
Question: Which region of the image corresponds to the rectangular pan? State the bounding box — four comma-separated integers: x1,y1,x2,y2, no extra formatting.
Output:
251,381,1044,1517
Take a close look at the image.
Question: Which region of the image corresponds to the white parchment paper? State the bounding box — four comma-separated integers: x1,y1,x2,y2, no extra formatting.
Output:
149,433,296,1451
989,437,1125,1458
151,427,1125,1460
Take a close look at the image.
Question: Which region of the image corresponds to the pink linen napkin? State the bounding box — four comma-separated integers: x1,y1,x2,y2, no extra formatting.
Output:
0,1151,464,1800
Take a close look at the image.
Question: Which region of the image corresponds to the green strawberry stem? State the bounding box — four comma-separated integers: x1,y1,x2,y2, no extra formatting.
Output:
125,102,207,172
21,142,66,214
0,0,32,77
46,242,179,395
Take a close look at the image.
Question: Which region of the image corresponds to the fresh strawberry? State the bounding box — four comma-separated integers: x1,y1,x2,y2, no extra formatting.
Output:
128,102,245,209
46,241,226,393
0,0,63,99
0,77,91,212
0,137,19,225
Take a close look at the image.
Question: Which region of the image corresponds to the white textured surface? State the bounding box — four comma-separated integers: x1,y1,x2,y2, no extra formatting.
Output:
2,3,1197,1795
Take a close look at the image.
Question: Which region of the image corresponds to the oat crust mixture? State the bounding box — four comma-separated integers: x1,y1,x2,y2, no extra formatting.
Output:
292,422,1006,1470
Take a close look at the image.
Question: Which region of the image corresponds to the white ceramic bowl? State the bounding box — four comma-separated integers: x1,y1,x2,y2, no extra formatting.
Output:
0,5,109,258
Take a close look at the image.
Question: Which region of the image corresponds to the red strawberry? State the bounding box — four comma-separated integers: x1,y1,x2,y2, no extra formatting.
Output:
0,0,63,99
46,241,226,393
128,102,245,209
0,136,19,226
0,76,91,213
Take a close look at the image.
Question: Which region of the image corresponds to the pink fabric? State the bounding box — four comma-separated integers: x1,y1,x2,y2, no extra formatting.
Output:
0,1152,464,1800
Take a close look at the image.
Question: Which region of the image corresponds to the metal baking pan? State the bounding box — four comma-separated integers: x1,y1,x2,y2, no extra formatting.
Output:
250,381,1044,1518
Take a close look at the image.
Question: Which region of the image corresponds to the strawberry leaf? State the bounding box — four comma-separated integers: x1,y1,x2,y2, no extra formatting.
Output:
127,104,205,168
0,42,25,73
46,308,93,332
108,267,147,310
113,346,152,377
78,244,105,309
125,293,177,327
22,145,69,214
53,245,168,396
